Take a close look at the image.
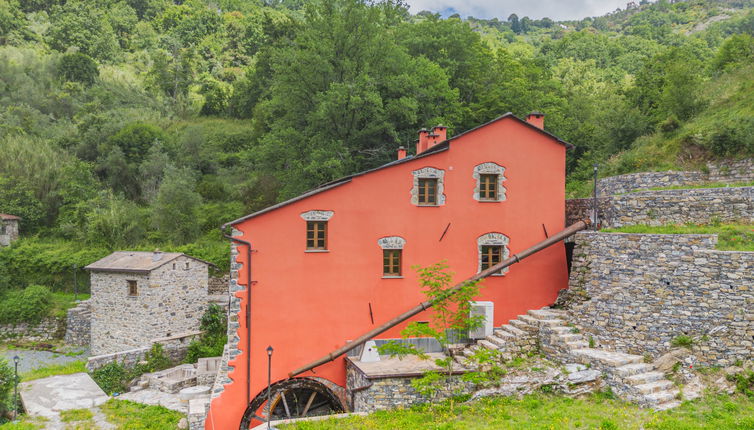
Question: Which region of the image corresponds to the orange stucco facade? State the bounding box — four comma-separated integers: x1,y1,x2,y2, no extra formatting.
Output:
206,114,570,429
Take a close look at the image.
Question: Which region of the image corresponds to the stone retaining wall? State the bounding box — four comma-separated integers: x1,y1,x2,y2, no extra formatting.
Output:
564,232,753,366
0,316,66,342
86,331,202,371
208,276,229,295
566,186,753,228
597,171,705,196
64,300,91,346
707,158,754,184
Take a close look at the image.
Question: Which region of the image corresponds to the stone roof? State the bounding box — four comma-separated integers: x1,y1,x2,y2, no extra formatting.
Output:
0,214,21,220
84,251,213,273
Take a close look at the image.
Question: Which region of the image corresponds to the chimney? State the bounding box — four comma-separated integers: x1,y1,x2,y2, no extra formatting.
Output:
526,111,545,129
416,128,430,154
397,146,407,160
152,249,163,262
426,125,447,149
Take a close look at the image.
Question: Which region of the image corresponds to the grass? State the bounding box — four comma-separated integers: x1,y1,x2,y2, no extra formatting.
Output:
0,416,47,429
59,409,93,422
50,293,91,319
601,223,754,251
20,360,86,382
100,399,184,430
281,393,754,430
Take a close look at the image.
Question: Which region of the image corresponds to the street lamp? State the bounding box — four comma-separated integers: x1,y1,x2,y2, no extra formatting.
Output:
72,264,78,301
593,163,599,231
266,346,274,430
13,355,19,421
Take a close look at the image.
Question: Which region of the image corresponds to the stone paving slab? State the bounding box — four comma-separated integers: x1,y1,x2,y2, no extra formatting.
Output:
117,387,201,413
20,373,108,418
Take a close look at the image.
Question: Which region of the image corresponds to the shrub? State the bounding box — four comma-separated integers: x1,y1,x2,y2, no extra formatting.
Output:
142,343,172,373
727,370,754,397
56,52,98,86
0,357,15,418
185,304,227,363
90,362,129,395
671,335,694,349
0,285,53,324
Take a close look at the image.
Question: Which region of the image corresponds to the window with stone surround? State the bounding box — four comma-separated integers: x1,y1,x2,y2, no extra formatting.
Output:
473,162,506,202
411,167,445,206
301,210,334,251
127,280,138,296
378,236,406,278
477,233,510,275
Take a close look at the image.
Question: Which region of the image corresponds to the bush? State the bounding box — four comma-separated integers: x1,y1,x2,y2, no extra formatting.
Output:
90,344,174,395
56,52,98,86
185,304,226,363
0,357,15,419
671,335,694,349
727,370,754,397
0,285,53,324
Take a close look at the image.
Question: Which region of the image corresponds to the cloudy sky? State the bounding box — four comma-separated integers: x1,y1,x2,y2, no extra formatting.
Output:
404,0,633,21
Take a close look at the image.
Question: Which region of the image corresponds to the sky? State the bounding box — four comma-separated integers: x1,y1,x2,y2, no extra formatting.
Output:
404,0,634,21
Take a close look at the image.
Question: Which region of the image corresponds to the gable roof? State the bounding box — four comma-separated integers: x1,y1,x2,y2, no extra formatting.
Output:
85,251,214,273
223,113,572,228
0,214,21,221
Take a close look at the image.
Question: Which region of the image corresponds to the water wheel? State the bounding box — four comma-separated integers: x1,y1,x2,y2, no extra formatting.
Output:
239,378,345,429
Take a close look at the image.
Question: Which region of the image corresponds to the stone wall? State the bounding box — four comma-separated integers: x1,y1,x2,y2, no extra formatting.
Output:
86,331,201,371
566,186,753,228
0,316,66,342
597,171,705,196
90,255,209,355
707,158,754,184
0,218,19,247
64,300,91,346
564,232,753,366
346,359,468,413
208,276,229,295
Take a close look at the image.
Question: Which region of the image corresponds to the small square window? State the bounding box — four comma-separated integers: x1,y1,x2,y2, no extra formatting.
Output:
383,249,402,276
306,221,327,250
480,245,502,271
479,174,498,201
185,261,190,270
127,280,138,296
417,178,438,205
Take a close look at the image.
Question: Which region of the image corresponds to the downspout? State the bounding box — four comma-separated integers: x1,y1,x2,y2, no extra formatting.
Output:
222,228,253,406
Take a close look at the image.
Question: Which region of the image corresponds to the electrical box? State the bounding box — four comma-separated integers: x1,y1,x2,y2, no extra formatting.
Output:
468,301,494,340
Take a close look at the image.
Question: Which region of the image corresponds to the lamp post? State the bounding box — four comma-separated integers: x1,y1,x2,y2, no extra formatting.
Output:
72,264,78,301
267,346,273,430
13,355,19,421
593,163,599,231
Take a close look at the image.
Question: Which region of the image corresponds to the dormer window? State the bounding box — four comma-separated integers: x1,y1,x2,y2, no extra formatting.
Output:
301,210,334,252
473,162,506,202
411,167,445,206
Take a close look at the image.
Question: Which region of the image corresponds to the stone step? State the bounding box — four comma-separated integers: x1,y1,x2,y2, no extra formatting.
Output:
527,309,564,320
517,314,541,326
626,371,665,385
484,335,507,347
614,363,655,378
653,400,682,411
499,324,526,337
477,340,499,351
493,329,517,340
462,346,478,358
565,340,589,349
571,349,643,367
557,333,584,343
541,308,568,316
635,380,674,395
550,326,573,334
644,389,680,406
509,319,537,332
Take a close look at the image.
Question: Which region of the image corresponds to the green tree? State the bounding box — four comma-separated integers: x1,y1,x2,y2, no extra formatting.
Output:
56,52,99,86
714,34,754,71
83,192,147,248
47,1,119,60
152,166,202,244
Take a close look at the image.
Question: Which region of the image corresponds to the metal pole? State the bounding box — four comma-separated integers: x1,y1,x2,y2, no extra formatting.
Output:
593,163,599,231
73,264,78,301
267,346,273,429
13,356,19,421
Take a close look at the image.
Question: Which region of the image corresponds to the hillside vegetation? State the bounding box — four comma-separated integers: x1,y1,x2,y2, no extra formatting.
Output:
1,0,754,293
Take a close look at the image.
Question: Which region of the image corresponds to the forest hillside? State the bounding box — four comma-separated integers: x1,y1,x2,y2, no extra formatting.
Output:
1,0,753,290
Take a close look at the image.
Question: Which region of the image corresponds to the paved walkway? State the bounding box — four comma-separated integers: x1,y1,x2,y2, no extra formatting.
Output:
20,372,110,429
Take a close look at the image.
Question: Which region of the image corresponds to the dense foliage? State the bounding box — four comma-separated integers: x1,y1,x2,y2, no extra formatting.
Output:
185,303,228,363
0,357,14,422
0,285,52,324
90,343,173,394
1,0,754,290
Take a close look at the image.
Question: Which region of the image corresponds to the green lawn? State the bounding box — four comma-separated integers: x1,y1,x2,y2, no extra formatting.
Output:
100,399,184,430
20,360,86,382
602,223,754,251
282,393,754,430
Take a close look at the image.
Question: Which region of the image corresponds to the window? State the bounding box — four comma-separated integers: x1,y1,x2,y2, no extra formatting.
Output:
383,249,402,276
479,174,498,201
417,178,438,205
127,280,138,296
480,245,502,271
306,221,327,250
477,232,510,275
473,162,506,202
185,261,190,270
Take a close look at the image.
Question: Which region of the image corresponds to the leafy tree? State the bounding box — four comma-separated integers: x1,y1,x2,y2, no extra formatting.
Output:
47,1,119,60
714,33,754,71
56,52,99,86
152,166,202,244
0,356,15,418
0,176,44,232
199,75,231,115
185,303,228,362
83,192,147,248
108,122,165,164
0,0,25,42
508,13,520,34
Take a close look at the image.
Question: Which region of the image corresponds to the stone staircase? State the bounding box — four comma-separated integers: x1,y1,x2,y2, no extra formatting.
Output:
457,307,681,410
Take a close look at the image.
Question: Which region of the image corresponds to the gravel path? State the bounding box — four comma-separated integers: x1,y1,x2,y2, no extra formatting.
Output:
0,346,88,373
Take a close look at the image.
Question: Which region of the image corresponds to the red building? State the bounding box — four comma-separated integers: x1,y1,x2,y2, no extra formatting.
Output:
207,112,572,429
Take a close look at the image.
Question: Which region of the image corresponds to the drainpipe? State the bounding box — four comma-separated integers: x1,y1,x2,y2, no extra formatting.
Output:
222,228,253,406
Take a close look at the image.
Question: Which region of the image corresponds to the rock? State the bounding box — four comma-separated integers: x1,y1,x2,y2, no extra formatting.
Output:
567,369,600,384
565,363,587,373
682,375,704,401
653,348,687,373
178,417,188,429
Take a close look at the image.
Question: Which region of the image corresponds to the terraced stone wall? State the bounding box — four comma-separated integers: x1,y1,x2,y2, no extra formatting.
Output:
565,232,753,366
597,171,705,196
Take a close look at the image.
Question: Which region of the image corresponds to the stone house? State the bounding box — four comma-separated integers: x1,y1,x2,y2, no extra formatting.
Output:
85,251,212,355
0,214,20,246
